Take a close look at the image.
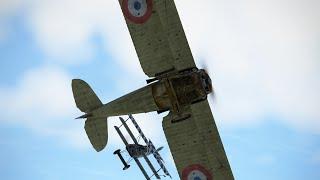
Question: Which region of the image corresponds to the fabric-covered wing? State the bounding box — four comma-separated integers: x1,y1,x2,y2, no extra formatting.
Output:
85,117,108,152
118,0,196,77
162,100,234,179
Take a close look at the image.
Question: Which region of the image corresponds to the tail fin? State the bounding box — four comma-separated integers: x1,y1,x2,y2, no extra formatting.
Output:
72,79,107,152
72,79,102,113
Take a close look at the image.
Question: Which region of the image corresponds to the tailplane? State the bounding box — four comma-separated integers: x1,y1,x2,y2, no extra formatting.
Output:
72,79,108,152
84,116,108,152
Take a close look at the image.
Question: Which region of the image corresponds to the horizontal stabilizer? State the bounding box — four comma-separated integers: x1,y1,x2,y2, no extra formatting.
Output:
85,117,108,152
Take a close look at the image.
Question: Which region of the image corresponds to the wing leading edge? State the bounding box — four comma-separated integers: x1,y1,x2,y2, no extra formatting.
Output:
162,100,234,179
118,0,196,77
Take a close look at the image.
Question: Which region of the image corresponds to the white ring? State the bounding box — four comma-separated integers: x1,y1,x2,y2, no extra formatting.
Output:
127,0,148,17
187,170,207,180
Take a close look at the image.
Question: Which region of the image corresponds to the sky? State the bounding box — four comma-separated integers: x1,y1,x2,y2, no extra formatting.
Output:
0,0,319,179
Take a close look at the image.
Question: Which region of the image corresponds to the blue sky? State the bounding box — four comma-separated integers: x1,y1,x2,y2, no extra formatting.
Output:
0,0,319,179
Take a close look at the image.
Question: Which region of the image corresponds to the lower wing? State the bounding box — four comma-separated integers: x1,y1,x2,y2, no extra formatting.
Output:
162,100,234,179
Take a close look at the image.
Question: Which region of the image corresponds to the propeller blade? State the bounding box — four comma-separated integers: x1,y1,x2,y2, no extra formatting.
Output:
199,59,217,104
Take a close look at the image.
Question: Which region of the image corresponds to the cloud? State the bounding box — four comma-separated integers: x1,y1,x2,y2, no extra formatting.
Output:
25,0,101,64
0,0,142,71
175,0,320,133
0,66,89,149
1,0,320,135
0,65,165,150
0,0,145,73
0,66,74,120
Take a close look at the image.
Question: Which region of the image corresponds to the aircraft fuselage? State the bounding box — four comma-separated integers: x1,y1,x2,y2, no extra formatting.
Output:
92,68,212,118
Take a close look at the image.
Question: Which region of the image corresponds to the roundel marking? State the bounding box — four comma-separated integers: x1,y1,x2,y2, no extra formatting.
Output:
122,0,153,24
182,164,213,180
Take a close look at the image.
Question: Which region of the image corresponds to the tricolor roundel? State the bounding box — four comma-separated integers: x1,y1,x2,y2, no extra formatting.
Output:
122,0,153,24
182,164,213,180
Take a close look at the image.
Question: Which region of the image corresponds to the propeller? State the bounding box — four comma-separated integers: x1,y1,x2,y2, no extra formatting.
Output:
199,60,217,104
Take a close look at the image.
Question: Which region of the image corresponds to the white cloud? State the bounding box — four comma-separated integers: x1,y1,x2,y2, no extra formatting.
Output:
0,65,165,150
0,66,74,120
0,0,139,71
0,0,145,71
0,66,90,149
1,0,319,138
26,0,100,64
175,0,320,133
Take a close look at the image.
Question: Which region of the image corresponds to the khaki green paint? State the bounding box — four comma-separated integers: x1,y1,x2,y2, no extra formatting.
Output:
72,79,107,152
72,79,102,113
118,0,196,77
72,0,234,179
85,117,108,152
154,0,196,71
92,84,159,117
163,100,234,179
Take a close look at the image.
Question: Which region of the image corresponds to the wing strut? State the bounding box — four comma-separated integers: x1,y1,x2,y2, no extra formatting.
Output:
119,117,161,179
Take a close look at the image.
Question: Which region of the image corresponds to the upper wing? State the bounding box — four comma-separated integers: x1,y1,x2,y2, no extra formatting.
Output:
162,100,234,179
118,0,196,77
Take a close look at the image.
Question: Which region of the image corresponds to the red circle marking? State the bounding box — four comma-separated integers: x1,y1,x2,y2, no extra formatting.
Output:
182,164,213,180
122,0,153,24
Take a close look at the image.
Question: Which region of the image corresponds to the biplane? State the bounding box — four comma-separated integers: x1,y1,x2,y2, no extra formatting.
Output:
72,0,234,179
113,115,170,179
